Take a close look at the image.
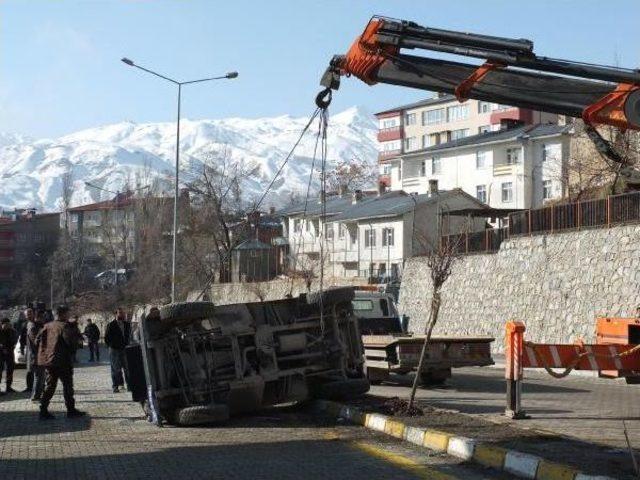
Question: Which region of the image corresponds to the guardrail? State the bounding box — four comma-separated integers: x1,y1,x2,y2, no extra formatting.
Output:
439,191,640,256
508,191,640,236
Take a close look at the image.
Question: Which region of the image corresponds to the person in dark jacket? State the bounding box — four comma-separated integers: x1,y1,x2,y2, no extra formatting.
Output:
36,305,86,420
83,319,100,362
104,308,131,393
0,318,19,394
28,310,46,401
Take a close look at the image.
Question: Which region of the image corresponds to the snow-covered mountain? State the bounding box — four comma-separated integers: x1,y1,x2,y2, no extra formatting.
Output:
0,106,378,212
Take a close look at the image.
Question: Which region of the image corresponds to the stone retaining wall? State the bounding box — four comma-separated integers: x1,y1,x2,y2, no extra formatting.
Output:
399,225,640,352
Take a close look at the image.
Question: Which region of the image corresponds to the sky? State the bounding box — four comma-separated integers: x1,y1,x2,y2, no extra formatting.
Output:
1,0,639,138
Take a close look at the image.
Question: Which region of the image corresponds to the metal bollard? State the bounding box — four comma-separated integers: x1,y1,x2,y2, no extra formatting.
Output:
505,321,528,419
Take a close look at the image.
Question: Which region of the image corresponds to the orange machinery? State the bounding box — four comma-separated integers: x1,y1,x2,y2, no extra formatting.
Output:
597,317,640,383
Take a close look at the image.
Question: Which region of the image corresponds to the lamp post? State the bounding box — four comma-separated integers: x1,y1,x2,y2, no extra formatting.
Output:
120,58,238,303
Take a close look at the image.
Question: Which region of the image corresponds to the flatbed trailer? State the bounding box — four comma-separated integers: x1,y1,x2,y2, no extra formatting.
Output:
363,333,494,384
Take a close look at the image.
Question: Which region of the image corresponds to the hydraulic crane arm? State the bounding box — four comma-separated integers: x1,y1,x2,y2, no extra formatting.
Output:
321,17,640,131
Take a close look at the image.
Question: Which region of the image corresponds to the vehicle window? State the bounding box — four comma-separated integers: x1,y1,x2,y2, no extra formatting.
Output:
380,299,389,317
352,300,374,311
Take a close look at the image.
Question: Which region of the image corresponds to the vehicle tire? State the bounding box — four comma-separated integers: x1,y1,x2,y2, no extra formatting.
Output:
312,378,370,400
419,368,451,386
174,404,230,426
305,287,355,307
365,366,388,386
159,302,216,324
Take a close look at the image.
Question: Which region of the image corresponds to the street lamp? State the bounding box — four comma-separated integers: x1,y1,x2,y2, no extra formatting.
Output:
120,57,238,303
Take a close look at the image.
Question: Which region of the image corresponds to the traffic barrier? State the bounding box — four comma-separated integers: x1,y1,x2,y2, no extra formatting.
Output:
505,321,640,418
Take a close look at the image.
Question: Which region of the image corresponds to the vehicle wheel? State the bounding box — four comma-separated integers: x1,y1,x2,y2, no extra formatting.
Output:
312,378,370,400
365,366,388,386
306,287,355,307
419,368,451,386
159,302,216,324
174,404,230,426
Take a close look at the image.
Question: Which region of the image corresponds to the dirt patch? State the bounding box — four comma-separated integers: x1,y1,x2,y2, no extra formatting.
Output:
344,394,635,480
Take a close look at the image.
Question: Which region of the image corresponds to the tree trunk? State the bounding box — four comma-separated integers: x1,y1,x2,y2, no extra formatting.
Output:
408,289,442,409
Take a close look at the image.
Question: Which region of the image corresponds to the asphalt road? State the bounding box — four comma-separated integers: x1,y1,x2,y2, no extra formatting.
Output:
0,354,513,480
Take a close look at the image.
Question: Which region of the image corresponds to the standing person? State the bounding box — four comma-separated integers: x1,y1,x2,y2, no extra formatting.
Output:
0,318,18,394
36,305,85,420
69,316,82,364
83,319,100,362
20,307,35,392
104,308,131,393
28,310,46,401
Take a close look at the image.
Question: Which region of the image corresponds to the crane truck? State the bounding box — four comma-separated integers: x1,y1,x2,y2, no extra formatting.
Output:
320,16,640,183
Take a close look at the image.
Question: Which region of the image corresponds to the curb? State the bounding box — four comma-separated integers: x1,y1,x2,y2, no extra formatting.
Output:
313,400,616,480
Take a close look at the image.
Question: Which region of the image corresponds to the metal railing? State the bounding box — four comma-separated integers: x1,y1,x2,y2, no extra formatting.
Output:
440,227,509,255
440,191,640,256
509,191,640,236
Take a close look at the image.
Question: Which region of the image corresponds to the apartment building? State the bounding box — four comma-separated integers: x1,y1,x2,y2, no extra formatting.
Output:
383,123,572,209
279,188,485,281
0,210,60,305
376,94,558,168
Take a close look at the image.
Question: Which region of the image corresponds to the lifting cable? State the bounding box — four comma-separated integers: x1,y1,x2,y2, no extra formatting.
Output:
195,91,332,301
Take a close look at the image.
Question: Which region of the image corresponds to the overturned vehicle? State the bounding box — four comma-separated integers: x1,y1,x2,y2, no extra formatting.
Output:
126,287,369,426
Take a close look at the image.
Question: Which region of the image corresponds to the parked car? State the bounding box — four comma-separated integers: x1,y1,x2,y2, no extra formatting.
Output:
127,287,369,426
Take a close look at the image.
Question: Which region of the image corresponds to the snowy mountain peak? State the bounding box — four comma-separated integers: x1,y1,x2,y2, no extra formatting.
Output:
0,107,378,212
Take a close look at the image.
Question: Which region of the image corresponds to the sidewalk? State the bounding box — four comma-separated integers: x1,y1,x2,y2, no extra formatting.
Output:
369,366,640,478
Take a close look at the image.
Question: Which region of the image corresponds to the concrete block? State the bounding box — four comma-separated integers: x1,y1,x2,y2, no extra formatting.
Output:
422,429,450,452
447,436,476,461
403,426,426,447
365,413,388,433
473,444,507,470
384,419,406,439
536,460,577,480
505,450,541,479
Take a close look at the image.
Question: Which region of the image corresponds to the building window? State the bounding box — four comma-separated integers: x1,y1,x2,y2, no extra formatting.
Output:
381,118,398,129
381,140,401,152
447,104,469,122
364,228,376,248
451,128,469,140
312,219,320,235
478,101,494,114
404,137,418,151
501,182,513,203
542,144,555,162
431,157,441,175
420,160,427,177
293,219,302,233
543,180,553,200
405,113,417,125
382,227,394,247
381,164,391,175
338,224,345,239
506,147,520,165
422,134,432,148
476,185,487,203
478,125,492,134
324,224,334,240
476,150,488,169
422,108,445,125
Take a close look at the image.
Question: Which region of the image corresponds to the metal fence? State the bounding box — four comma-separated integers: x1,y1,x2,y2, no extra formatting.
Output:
440,191,640,256
508,191,640,236
441,227,509,255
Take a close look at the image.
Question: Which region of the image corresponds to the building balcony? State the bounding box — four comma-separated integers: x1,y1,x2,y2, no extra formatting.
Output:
377,126,403,142
490,108,533,125
378,150,401,161
333,249,359,262
493,164,515,176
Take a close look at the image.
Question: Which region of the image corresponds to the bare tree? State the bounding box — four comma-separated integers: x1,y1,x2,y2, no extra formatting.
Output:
325,156,376,194
186,148,259,286
408,219,466,409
